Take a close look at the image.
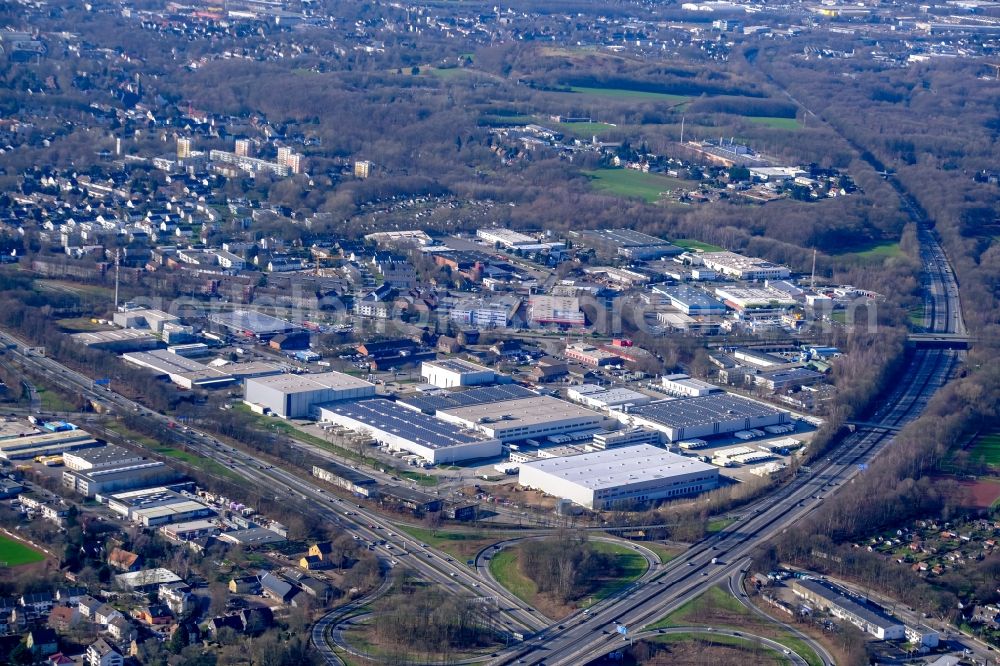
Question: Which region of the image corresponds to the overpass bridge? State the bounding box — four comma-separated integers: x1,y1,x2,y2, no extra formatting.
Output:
907,333,970,350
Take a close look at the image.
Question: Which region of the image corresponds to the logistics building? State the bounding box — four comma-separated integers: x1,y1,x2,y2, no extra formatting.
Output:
0,430,100,461
62,461,183,497
63,445,145,471
714,286,797,313
528,295,586,327
619,394,789,442
420,359,496,389
316,398,502,464
123,350,236,390
436,396,604,443
518,444,719,509
70,329,161,352
106,488,214,527
652,285,728,316
244,371,376,419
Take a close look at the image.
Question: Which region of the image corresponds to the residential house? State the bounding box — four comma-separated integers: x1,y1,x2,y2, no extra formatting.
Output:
86,638,123,666
207,614,244,637
47,653,75,665
239,607,273,635
47,606,79,632
20,591,55,614
135,604,172,627
77,596,102,621
55,587,88,604
107,548,141,572
158,583,194,616
27,627,59,657
298,555,327,571
106,616,137,643
94,604,123,627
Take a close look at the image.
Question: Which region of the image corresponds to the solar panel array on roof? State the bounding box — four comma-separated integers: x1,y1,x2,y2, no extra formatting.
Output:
321,399,485,450
398,384,536,413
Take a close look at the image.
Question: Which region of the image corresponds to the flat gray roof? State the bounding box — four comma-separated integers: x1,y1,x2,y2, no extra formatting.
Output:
631,394,785,428
441,396,602,428
208,309,300,336
521,444,716,490
424,358,492,374
247,371,374,394
398,384,535,413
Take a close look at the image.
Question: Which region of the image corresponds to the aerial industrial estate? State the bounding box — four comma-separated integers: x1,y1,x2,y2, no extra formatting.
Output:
0,0,995,664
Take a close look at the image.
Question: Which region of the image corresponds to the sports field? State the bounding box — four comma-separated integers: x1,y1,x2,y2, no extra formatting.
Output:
0,534,45,567
968,429,1000,468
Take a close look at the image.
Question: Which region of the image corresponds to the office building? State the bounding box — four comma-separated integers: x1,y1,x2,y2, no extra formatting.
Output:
316,398,502,464
564,342,619,367
518,444,719,509
529,295,585,327
420,359,496,389
619,394,789,442
244,371,376,419
653,285,728,316
436,395,604,443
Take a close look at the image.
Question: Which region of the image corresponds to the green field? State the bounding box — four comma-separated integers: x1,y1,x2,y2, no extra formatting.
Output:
746,116,799,130
35,386,76,412
556,121,617,137
479,114,535,126
672,238,725,253
648,587,821,666
647,633,791,665
568,86,688,104
584,168,691,203
836,241,904,262
969,430,1000,468
489,541,648,610
393,525,501,560
707,517,736,535
0,534,45,567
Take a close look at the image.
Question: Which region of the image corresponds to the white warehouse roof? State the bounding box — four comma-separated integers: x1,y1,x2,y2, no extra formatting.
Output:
246,371,374,395
520,444,716,491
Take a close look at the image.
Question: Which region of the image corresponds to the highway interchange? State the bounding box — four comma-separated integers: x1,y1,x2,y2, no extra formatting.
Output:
0,197,973,665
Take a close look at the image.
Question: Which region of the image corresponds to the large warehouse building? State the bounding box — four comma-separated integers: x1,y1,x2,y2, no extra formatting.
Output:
618,394,789,442
420,359,496,389
316,398,502,464
518,444,719,509
436,395,605,443
244,371,376,419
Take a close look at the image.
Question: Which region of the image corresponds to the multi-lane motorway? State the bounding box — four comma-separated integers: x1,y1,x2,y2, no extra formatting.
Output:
488,207,965,664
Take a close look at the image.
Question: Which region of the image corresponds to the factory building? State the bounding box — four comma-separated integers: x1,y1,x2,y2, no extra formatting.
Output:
112,308,181,334
618,394,789,442
244,371,376,419
316,398,502,464
652,285,728,316
518,444,719,510
63,461,183,497
753,367,825,392
312,463,378,497
0,430,100,461
106,487,214,527
208,310,301,341
567,385,652,411
696,251,791,281
436,396,604,443
661,374,722,397
790,579,906,641
63,445,145,472
574,229,683,261
528,295,586,327
420,359,496,389
714,286,797,313
70,329,162,353
123,350,236,390
564,342,619,367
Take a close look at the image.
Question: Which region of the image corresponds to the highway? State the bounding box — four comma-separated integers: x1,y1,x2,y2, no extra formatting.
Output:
487,181,965,664
0,328,548,641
